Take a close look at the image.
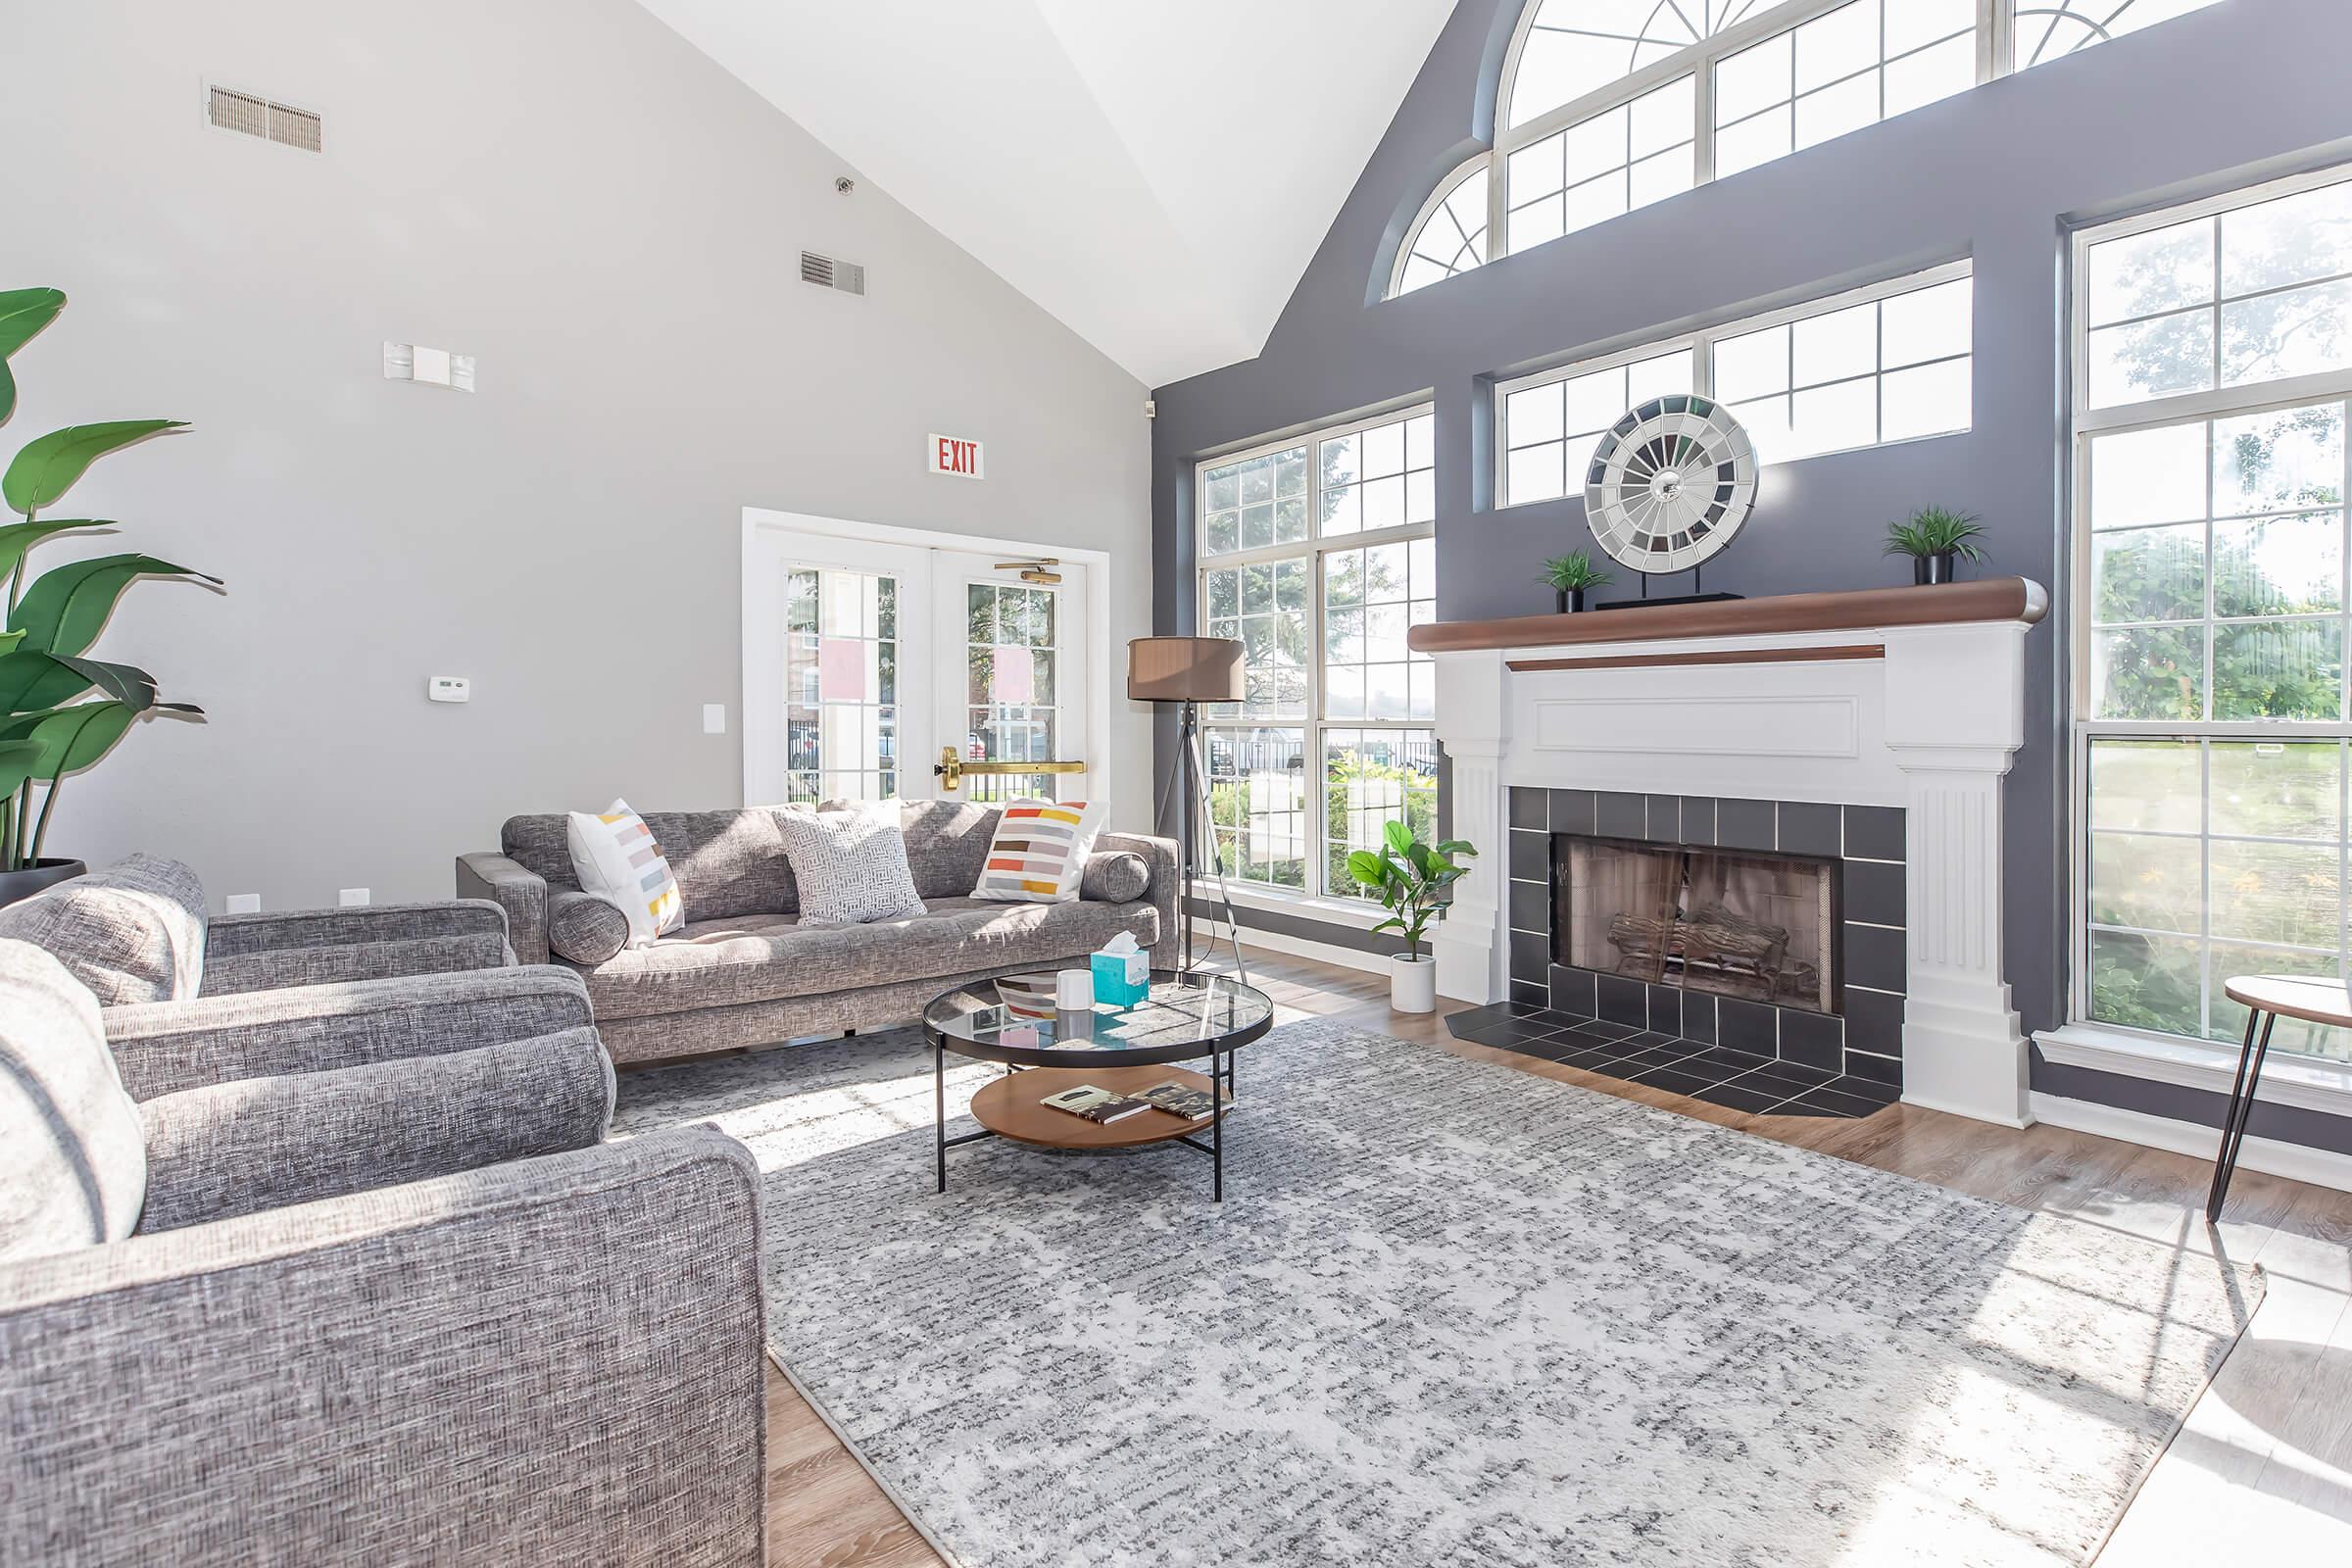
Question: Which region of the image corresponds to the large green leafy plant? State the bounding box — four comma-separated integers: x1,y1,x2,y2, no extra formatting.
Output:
1346,820,1476,961
0,288,213,872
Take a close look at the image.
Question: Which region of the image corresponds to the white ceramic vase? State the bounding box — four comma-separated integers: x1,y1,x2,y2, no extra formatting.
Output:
1390,953,1437,1013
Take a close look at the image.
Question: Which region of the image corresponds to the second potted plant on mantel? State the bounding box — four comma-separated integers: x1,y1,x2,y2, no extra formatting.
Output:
1885,506,1986,585
1540,550,1612,612
1348,820,1476,1014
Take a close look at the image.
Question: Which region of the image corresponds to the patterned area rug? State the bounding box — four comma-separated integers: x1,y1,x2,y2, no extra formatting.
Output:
612,1020,2260,1568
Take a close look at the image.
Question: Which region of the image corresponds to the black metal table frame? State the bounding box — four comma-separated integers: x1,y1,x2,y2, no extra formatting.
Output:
2208,1005,2278,1221
925,987,1271,1202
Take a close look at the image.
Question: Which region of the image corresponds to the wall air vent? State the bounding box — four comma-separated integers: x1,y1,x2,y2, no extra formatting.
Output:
800,251,865,296
207,84,322,152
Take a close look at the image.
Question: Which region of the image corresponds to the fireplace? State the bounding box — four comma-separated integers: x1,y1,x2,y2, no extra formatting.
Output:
1557,837,1838,1015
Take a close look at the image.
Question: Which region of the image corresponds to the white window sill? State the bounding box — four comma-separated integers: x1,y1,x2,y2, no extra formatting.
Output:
2034,1021,2352,1117
1200,883,1391,931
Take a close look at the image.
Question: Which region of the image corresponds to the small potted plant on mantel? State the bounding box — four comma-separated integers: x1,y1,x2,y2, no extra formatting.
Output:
1348,820,1476,1013
1885,506,1987,585
1540,550,1612,612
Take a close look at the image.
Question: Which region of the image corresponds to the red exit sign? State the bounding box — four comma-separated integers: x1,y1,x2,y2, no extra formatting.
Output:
928,433,984,479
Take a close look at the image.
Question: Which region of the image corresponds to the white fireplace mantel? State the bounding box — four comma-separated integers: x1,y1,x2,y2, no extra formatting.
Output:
1411,579,2049,1130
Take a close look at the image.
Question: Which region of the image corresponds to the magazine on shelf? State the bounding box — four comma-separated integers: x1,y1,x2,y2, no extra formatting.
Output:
1038,1084,1153,1125
1136,1081,1231,1122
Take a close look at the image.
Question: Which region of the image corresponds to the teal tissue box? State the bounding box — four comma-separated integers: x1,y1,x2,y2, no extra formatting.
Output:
1091,951,1149,1007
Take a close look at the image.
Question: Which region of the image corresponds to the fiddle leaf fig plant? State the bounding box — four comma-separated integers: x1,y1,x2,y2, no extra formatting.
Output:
1346,819,1478,962
0,287,215,873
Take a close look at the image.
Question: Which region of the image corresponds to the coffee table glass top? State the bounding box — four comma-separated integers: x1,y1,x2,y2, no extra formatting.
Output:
924,969,1274,1068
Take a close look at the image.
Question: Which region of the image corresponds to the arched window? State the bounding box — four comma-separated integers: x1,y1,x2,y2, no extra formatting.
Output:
1382,0,2223,299
1392,159,1490,297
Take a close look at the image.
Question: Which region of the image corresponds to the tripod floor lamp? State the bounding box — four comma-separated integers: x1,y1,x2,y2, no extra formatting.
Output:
1127,636,1250,984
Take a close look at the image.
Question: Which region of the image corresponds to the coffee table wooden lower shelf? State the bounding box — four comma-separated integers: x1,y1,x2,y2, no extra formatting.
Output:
969,1065,1220,1151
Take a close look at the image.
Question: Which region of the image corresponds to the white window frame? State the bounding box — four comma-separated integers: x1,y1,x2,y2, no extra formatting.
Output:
1389,154,1492,300
1386,1,2216,298
1194,404,1439,909
2066,164,2352,1061
1493,259,1973,509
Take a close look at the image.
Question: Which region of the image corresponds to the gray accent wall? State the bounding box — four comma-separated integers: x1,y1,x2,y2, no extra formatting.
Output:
1149,0,2352,1154
0,0,1152,909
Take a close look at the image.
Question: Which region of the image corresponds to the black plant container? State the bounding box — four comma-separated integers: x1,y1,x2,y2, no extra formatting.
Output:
0,858,85,909
1553,587,1588,612
1912,551,1960,585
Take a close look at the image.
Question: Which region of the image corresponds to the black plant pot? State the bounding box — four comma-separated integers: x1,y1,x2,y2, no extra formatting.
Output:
0,858,86,909
1912,551,1960,585
1553,587,1588,612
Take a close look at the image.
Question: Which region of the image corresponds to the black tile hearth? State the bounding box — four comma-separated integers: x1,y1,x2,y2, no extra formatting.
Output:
1645,796,1681,842
1445,1016,1893,1121
1509,979,1548,1008
1844,923,1906,994
1595,972,1646,1027
1509,929,1548,984
1777,801,1842,858
1547,965,1595,1017
1844,986,1906,1059
1845,858,1906,925
1509,788,1547,829
1716,797,1776,851
1679,796,1717,846
1508,828,1547,881
1509,878,1549,933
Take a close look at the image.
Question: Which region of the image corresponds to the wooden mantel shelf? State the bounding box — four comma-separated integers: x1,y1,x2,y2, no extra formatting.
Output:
1405,576,2048,655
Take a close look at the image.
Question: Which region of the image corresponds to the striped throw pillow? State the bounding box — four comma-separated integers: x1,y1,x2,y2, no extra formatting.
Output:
564,798,684,948
972,799,1107,905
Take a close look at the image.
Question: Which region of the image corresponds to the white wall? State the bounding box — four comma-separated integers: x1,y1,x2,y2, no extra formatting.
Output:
0,0,1152,909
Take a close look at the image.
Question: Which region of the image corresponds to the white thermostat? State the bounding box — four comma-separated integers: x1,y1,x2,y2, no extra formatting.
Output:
428,675,470,704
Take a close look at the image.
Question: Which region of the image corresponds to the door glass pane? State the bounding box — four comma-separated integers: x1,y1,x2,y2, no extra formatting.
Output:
782,567,897,803
963,582,1064,803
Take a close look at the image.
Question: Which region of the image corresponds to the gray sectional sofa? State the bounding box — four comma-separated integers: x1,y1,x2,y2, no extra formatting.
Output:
458,800,1179,1063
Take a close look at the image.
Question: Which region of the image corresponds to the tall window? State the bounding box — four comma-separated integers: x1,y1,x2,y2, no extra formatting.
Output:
1495,264,1971,506
2073,169,2352,1060
784,567,898,803
963,582,1063,803
1197,408,1440,900
1389,0,2227,298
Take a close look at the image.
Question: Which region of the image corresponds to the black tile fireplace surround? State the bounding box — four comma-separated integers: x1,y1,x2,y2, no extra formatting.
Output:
1498,788,1908,1089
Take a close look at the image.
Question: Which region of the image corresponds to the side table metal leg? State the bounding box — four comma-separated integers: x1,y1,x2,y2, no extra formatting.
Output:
2207,1009,2275,1221
934,1037,947,1195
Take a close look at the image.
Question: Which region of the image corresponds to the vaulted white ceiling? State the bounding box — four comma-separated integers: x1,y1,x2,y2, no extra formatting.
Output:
634,1,1460,388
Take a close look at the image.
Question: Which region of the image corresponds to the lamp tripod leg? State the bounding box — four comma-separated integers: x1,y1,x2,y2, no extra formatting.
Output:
1185,723,1250,990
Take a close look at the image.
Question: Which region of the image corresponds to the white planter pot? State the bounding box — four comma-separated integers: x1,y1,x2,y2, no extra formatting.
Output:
1389,954,1437,1013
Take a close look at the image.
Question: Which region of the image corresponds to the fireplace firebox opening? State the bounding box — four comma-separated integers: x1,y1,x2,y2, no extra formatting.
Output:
1554,835,1840,1015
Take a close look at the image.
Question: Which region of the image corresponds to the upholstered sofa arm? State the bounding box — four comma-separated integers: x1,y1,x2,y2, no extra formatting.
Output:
201,929,515,995
134,1027,614,1231
0,1126,766,1566
101,966,597,1100
457,852,551,965
1096,831,1180,970
208,900,510,956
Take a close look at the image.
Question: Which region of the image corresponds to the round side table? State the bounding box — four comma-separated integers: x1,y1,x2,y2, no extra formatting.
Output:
2208,974,2352,1220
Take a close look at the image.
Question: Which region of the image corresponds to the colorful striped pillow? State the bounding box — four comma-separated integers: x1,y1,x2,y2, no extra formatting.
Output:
971,799,1108,905
564,798,684,948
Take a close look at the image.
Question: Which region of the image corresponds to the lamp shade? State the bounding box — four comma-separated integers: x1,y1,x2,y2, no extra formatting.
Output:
1126,636,1245,703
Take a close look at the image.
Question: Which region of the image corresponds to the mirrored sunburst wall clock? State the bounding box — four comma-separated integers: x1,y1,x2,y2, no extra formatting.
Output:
1583,393,1757,602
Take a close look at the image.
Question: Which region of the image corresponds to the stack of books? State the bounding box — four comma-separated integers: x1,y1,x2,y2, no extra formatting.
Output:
1038,1085,1153,1125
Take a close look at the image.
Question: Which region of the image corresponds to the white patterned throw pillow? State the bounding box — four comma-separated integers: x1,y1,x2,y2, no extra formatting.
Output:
774,801,926,926
565,798,683,949
970,799,1107,905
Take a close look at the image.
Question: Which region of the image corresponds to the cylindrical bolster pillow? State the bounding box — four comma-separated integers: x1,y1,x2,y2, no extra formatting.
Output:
547,890,632,965
1079,851,1150,903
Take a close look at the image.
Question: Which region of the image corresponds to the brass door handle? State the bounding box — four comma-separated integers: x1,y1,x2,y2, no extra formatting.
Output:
934,745,1085,791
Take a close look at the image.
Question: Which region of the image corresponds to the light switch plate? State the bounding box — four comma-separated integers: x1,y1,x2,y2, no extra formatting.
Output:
428,675,470,704
703,703,727,734
339,888,369,906
225,893,261,914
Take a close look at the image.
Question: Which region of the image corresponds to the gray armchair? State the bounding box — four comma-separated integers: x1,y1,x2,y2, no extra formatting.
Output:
0,938,769,1565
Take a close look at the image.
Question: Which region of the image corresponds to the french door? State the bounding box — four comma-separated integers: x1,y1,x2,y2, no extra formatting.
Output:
742,521,1094,807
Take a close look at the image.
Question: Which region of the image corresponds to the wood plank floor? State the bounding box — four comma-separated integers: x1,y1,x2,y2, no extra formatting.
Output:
760,952,2352,1568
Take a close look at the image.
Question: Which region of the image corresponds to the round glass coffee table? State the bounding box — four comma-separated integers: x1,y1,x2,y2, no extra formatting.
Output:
922,969,1274,1201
